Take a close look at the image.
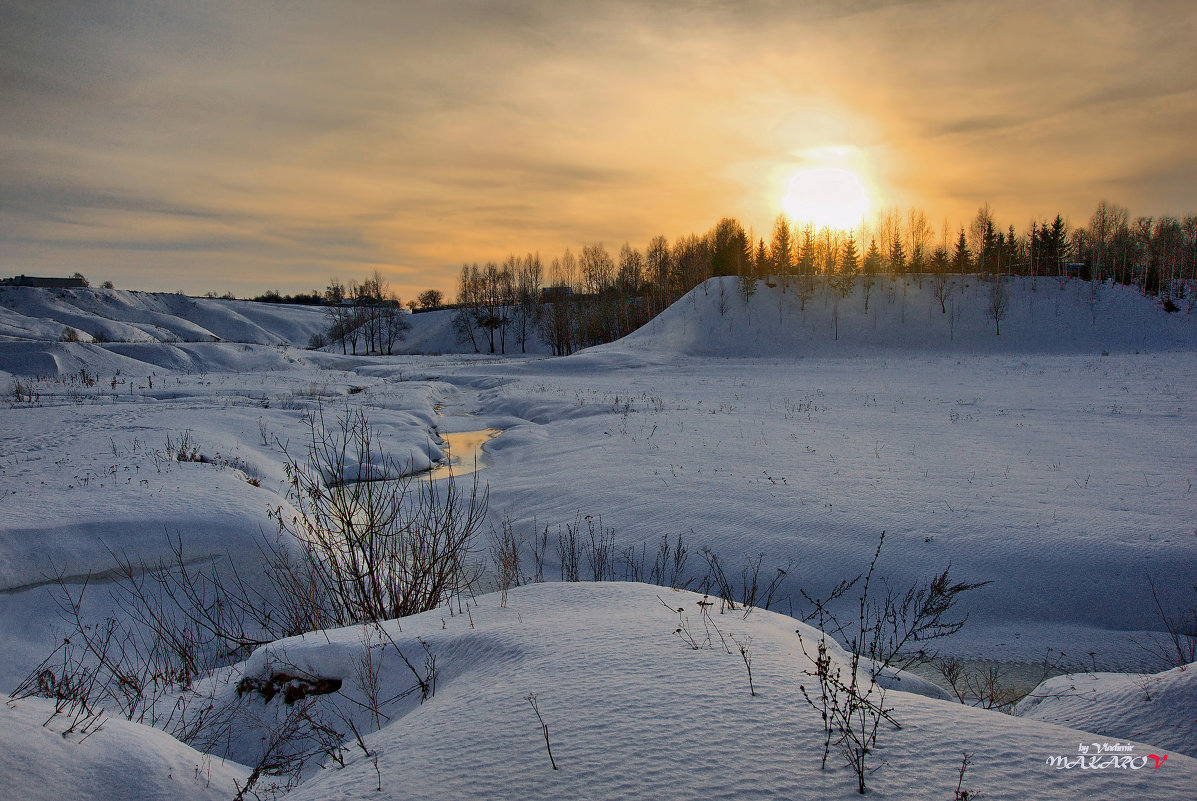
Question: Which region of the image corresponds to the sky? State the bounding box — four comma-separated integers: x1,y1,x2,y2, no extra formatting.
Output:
2,0,1196,299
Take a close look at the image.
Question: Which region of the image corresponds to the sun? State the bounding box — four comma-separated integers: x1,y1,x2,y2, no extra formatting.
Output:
781,167,871,230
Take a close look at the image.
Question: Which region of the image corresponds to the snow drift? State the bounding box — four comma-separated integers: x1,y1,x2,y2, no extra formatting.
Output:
610,275,1197,358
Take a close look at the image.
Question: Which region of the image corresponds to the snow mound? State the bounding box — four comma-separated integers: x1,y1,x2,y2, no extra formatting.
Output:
607,276,1197,358
192,583,1194,800
1016,662,1197,758
0,339,327,378
0,694,249,801
0,286,543,373
0,286,328,347
395,308,552,356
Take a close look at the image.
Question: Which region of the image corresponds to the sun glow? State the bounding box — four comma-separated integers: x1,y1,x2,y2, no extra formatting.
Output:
781,167,871,230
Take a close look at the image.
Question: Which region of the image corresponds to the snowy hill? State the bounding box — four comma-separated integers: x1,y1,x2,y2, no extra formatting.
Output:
395,307,553,356
0,694,250,801
1016,662,1197,759
3,277,1192,381
0,287,546,377
0,285,328,347
394,275,1197,360
614,275,1197,358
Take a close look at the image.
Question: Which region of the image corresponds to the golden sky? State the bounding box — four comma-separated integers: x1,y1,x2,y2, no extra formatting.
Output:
3,1,1195,298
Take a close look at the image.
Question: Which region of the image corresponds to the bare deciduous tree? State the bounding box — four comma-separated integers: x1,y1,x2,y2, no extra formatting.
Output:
987,273,1009,335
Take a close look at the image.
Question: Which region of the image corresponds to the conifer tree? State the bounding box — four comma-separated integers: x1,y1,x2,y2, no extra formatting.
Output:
953,228,971,274
833,233,859,298
861,237,882,312
888,231,906,275
770,214,794,290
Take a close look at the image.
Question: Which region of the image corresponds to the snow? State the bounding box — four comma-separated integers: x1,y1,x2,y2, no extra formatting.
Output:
177,583,1197,800
0,694,250,801
395,307,554,356
1,278,1195,799
1016,662,1197,759
0,286,330,347
210,584,1197,795
616,275,1197,357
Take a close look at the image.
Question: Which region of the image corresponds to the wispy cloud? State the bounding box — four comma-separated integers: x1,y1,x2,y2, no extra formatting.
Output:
2,0,1194,295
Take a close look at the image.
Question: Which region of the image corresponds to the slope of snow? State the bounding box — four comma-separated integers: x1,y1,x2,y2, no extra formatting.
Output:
1017,662,1197,758
463,354,1197,669
0,286,328,347
611,275,1196,358
198,583,1195,800
0,339,325,379
395,308,553,356
0,694,250,801
0,374,449,595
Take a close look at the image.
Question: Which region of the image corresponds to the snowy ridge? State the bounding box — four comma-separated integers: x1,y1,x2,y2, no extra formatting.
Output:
249,583,1197,799
0,694,250,801
3,277,1192,382
0,286,328,347
1016,662,1197,758
611,275,1197,358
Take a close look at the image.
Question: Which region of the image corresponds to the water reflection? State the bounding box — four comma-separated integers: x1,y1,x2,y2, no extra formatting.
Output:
424,428,501,481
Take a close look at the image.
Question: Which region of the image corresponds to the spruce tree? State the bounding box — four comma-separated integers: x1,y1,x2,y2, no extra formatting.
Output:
888,231,906,275
953,228,971,273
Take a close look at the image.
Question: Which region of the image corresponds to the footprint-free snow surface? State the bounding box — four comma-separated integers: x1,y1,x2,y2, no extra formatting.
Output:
1,277,1195,799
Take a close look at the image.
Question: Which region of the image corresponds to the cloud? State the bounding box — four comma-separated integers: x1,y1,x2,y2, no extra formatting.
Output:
2,0,1195,296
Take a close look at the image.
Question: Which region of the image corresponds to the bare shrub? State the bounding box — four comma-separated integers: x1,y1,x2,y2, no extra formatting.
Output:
231,695,344,801
490,515,524,607
525,694,558,770
699,548,787,616
581,514,616,581
648,532,692,589
659,594,731,653
797,532,987,794
9,378,41,406
1135,575,1197,667
555,519,581,582
954,751,982,800
166,430,203,462
733,634,755,696
933,650,1067,713
549,512,616,582
11,563,238,744
530,523,550,583
269,405,488,624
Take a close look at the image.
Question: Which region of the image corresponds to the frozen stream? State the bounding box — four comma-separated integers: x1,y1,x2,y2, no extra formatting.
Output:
424,428,501,481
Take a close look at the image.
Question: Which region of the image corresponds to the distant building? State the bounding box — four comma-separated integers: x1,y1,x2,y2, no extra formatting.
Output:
541,286,573,302
1,274,88,288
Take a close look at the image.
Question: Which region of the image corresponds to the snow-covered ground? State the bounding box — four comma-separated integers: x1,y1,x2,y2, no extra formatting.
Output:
0,285,329,347
1,276,1195,799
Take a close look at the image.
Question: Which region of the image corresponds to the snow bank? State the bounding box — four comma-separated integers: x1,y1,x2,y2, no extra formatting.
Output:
0,694,249,801
0,286,327,347
395,308,553,356
200,583,1195,800
607,276,1197,359
1017,662,1197,758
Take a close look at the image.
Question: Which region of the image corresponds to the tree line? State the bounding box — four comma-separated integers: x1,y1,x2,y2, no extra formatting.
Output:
298,199,1194,356
312,270,411,355
443,199,1196,355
